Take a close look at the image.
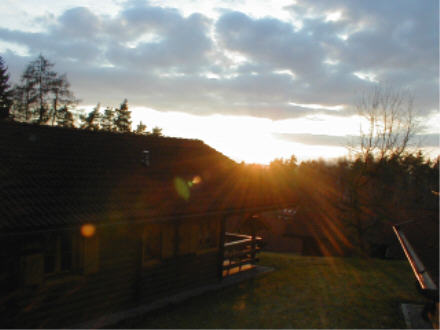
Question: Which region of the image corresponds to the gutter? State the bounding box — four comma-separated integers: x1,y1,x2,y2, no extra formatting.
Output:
0,202,298,237
392,223,437,291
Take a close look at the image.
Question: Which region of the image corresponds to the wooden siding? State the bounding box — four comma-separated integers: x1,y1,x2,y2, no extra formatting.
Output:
1,217,222,328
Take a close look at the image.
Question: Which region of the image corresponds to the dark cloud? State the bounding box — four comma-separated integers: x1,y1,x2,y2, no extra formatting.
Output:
0,0,437,120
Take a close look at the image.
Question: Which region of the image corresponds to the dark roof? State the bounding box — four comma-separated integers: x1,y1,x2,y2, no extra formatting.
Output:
0,122,297,233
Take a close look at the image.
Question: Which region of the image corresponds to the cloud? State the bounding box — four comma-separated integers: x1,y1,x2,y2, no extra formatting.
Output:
273,133,348,147
0,0,437,121
274,132,440,150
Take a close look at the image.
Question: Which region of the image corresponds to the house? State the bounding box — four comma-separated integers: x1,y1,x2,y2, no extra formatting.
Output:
0,121,297,328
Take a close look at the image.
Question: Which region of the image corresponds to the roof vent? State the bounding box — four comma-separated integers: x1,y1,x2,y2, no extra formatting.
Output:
142,150,150,166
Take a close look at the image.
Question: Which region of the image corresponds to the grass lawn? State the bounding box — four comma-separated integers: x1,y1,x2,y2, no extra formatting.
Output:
113,252,427,329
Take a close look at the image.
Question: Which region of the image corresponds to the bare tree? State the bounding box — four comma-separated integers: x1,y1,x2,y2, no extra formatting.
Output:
342,85,420,255
350,85,418,161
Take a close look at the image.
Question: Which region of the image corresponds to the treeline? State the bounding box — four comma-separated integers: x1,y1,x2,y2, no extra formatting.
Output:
267,151,439,256
0,55,162,135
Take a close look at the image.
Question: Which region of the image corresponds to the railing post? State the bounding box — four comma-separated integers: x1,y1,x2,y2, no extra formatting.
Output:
217,215,226,281
251,215,257,264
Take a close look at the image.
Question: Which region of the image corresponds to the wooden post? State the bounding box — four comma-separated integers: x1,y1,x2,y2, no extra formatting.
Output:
217,215,226,281
134,224,143,303
251,214,257,264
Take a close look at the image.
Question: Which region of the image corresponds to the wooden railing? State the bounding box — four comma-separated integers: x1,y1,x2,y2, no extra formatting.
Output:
222,232,263,277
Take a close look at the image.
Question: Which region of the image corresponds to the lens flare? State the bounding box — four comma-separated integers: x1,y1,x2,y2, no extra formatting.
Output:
81,224,96,237
174,177,190,201
192,176,202,184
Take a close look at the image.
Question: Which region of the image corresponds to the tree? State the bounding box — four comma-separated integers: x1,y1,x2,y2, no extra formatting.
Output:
0,56,13,120
150,126,163,136
12,55,77,124
341,85,421,255
101,107,116,131
49,74,77,126
135,121,147,134
12,73,37,122
56,105,75,128
80,103,101,131
351,85,418,161
114,99,132,133
25,55,57,123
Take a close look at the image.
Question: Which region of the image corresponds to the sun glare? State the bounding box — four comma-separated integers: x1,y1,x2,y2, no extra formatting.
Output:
130,107,360,164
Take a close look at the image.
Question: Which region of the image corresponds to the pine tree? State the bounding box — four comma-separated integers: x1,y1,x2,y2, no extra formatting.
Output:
151,126,163,136
101,107,116,131
80,103,101,131
135,121,147,134
0,56,13,120
56,105,75,128
114,98,132,133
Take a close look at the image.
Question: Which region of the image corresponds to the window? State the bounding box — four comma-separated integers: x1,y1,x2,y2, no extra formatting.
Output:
142,223,176,265
42,230,99,276
18,229,99,287
43,232,74,275
177,222,197,255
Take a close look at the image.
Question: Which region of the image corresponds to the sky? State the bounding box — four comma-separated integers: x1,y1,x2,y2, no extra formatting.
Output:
0,0,438,164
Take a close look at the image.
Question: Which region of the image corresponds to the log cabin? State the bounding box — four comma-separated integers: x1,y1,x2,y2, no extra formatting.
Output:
0,121,297,328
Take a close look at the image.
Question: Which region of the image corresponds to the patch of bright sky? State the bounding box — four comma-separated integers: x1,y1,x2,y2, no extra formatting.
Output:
0,41,30,57
273,69,296,78
222,50,250,67
129,107,357,163
324,58,339,66
0,0,121,32
288,102,345,111
325,10,343,22
124,33,163,49
337,33,349,41
353,71,378,83
149,0,297,23
273,114,363,137
421,111,440,134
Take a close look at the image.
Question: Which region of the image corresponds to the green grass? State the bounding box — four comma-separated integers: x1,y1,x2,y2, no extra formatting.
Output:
115,253,427,329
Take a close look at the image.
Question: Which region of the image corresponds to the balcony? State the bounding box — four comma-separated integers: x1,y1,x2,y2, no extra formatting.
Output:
222,232,263,277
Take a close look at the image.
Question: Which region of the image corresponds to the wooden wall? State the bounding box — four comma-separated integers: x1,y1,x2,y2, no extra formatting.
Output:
0,217,222,328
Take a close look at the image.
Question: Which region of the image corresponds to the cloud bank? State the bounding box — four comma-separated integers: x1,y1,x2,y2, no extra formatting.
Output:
0,0,437,122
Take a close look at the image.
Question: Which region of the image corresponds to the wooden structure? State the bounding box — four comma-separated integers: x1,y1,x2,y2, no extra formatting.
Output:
0,122,296,328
